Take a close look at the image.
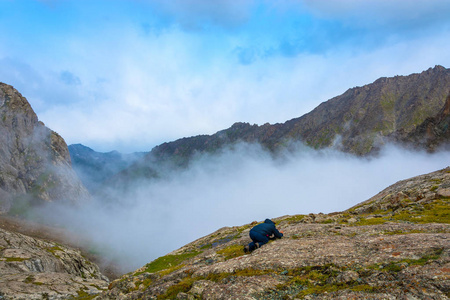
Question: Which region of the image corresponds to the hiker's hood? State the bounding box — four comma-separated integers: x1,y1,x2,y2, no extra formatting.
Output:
264,219,275,225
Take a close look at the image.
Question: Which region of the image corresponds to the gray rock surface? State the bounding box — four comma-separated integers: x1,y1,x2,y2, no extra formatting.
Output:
0,83,89,213
99,167,450,299
0,226,109,299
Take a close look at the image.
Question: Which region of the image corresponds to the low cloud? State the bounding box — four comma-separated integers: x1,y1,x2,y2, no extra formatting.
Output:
33,143,450,272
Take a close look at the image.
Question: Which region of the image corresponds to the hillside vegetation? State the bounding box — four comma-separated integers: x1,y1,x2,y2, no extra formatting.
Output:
99,167,450,299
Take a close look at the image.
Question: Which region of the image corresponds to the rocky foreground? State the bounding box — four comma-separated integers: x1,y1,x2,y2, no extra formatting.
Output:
0,225,109,299
100,167,450,299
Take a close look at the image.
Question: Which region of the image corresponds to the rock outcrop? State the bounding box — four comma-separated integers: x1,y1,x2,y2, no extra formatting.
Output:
0,83,89,213
393,93,450,151
100,167,450,299
0,225,109,299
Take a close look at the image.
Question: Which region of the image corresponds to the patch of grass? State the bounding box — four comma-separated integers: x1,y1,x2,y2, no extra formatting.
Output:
277,265,353,297
217,244,245,260
139,277,153,289
382,229,426,235
369,248,444,272
403,248,444,266
284,215,306,224
159,264,185,277
278,265,383,297
140,251,201,275
352,217,387,226
46,245,64,258
5,257,26,262
379,262,404,273
430,185,439,192
199,243,212,250
70,289,97,300
320,219,334,224
392,199,449,224
24,275,35,283
350,284,379,292
157,276,196,299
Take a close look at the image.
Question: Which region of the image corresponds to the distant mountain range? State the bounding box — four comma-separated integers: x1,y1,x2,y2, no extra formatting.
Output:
68,144,145,192
72,65,450,191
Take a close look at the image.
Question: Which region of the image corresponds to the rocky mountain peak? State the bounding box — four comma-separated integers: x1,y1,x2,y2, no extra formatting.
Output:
0,82,89,213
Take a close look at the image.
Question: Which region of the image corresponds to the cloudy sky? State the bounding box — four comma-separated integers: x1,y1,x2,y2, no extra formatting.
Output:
1,0,450,152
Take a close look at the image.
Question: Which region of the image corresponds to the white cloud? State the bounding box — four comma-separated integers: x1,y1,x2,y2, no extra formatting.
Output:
34,143,450,272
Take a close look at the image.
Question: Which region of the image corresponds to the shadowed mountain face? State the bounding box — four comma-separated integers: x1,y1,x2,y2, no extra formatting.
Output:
104,66,450,187
392,93,450,151
0,83,89,214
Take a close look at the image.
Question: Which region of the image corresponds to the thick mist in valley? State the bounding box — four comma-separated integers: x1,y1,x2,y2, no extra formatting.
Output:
34,143,449,272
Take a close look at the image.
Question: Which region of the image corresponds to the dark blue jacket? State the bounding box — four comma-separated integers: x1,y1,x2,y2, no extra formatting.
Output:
250,219,283,239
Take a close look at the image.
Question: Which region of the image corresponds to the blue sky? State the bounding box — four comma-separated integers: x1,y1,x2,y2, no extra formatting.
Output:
1,0,450,152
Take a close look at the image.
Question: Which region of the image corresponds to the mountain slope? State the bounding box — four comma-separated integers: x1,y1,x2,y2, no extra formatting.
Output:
0,83,89,214
0,223,109,299
111,65,450,186
68,144,146,192
393,93,450,151
99,167,450,299
152,65,450,156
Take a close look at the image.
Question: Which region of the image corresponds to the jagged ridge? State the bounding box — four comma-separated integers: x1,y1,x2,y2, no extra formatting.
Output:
106,66,450,188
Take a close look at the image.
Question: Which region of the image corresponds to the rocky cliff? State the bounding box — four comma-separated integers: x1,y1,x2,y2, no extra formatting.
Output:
0,83,89,214
393,93,450,151
0,223,109,299
100,167,450,299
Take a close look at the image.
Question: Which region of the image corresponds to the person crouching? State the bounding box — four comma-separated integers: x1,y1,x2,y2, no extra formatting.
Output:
244,219,283,253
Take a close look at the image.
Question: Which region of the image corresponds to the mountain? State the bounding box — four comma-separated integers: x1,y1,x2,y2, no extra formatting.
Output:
0,83,89,214
0,83,110,299
98,167,450,299
109,65,450,186
393,93,450,151
68,144,146,192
